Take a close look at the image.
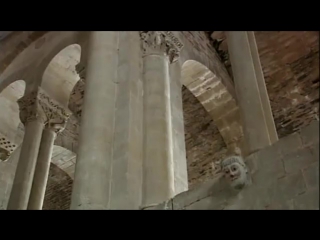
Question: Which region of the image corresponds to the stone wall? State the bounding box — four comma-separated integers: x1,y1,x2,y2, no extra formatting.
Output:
145,120,319,210
182,86,228,188
43,163,73,210
209,31,319,138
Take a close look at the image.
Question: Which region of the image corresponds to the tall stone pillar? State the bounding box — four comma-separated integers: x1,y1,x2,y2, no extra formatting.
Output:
140,31,184,207
226,31,278,154
27,101,70,210
169,60,188,194
70,31,119,210
246,31,278,144
7,87,61,210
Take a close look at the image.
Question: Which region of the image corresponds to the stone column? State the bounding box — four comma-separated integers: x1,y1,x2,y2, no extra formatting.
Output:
169,60,188,195
141,31,184,207
6,87,59,210
70,31,119,210
246,31,278,144
226,31,278,154
27,101,70,210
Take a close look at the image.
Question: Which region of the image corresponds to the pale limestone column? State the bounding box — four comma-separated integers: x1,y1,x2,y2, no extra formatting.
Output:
226,31,278,154
169,60,188,194
141,31,184,207
27,101,70,210
7,87,64,210
70,31,119,210
246,31,278,144
109,31,143,209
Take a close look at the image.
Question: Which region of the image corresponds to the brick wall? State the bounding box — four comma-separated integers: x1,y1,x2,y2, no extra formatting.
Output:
145,120,319,210
43,163,73,210
181,31,218,60
209,31,319,138
182,86,228,188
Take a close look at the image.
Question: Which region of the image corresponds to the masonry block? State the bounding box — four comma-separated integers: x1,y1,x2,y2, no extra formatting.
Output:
224,185,269,210
172,175,229,209
302,161,319,189
245,152,258,175
143,199,173,210
185,195,227,210
265,199,294,210
283,148,315,174
293,189,319,210
252,144,285,186
274,133,303,156
299,121,319,146
310,144,319,162
272,171,307,203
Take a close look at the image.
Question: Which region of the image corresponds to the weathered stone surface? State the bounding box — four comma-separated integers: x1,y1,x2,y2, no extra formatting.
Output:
302,161,319,189
265,199,295,210
185,195,227,210
172,175,229,209
273,172,307,201
283,148,315,174
245,152,259,174
300,120,319,146
273,132,303,156
310,144,319,162
293,189,319,210
43,163,73,210
252,145,285,185
143,199,173,210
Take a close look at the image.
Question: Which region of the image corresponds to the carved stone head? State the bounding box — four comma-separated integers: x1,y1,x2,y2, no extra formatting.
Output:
221,155,249,190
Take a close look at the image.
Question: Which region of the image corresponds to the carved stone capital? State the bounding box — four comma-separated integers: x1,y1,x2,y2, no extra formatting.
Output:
140,31,184,63
76,62,86,80
69,79,85,119
18,87,71,133
0,133,18,162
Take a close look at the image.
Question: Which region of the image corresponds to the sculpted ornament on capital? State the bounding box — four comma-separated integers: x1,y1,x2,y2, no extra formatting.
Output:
75,62,86,80
140,31,184,63
18,87,71,133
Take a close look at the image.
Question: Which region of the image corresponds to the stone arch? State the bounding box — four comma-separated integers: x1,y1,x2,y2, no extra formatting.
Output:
181,60,244,155
0,31,90,156
51,145,76,179
0,80,26,161
0,31,89,95
41,43,82,108
176,31,236,100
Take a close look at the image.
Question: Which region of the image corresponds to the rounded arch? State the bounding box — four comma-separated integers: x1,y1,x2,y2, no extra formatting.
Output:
41,43,81,107
51,145,76,179
181,60,244,155
0,31,88,95
0,80,26,161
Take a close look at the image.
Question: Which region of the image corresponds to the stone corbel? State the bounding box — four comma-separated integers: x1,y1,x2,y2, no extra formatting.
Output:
140,31,184,63
18,87,72,133
220,155,251,190
0,133,18,162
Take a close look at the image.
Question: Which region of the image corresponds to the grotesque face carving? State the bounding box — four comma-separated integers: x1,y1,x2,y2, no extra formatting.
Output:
221,156,249,190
